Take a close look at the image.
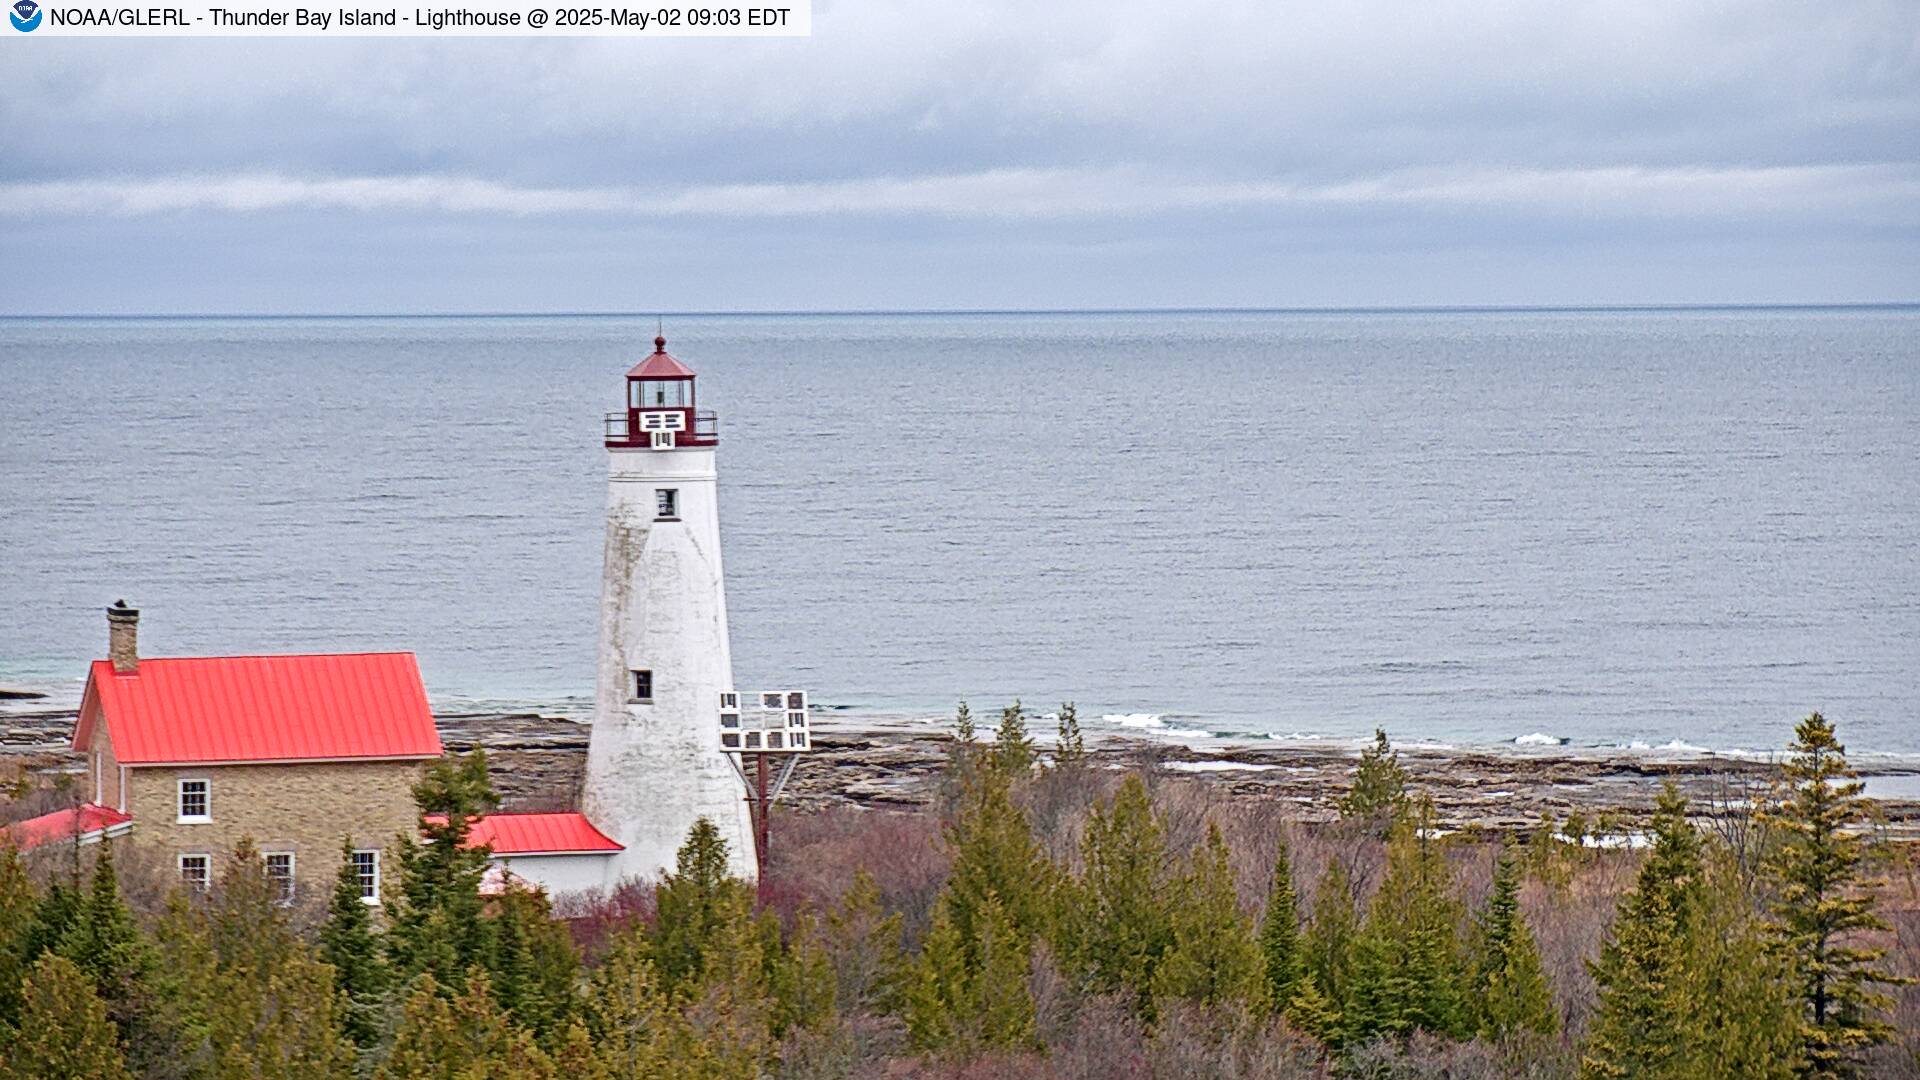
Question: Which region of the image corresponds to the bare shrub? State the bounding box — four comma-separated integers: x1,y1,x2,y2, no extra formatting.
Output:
1341,1031,1577,1080
1146,1001,1330,1080
771,806,949,941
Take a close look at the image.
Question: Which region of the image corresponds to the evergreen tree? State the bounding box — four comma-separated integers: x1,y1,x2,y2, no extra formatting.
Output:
54,839,169,1075
823,869,903,1012
1152,822,1269,1011
1303,861,1356,1021
319,836,390,1048
899,905,968,1053
1259,836,1304,1008
583,930,732,1080
1054,702,1086,769
899,891,1036,1055
1762,712,1909,1079
548,1021,614,1080
1065,774,1178,1014
377,971,554,1080
55,840,152,1001
968,892,1038,1052
1581,784,1705,1080
762,911,836,1038
1468,844,1557,1040
990,700,1036,777
0,842,38,1026
941,763,1055,957
1686,851,1799,1080
1345,796,1467,1041
20,877,81,971
1256,833,1337,1039
652,817,757,992
386,750,499,989
0,953,133,1080
1339,728,1409,831
486,884,579,1042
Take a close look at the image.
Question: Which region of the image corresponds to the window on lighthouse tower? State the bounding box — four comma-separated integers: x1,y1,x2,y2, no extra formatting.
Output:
656,489,679,520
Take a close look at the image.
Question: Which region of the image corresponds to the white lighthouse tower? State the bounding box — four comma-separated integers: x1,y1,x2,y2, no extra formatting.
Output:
581,335,758,883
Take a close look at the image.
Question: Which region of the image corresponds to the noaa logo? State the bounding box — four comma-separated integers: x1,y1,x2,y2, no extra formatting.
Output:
10,0,41,30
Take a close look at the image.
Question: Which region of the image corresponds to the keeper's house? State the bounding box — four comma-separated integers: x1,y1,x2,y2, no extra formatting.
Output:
4,601,444,906
4,602,623,902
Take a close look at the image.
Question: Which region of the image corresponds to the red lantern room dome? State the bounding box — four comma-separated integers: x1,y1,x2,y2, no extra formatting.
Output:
606,333,719,449
627,336,697,380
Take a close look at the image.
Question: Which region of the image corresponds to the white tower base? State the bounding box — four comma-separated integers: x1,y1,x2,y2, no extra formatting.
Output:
581,445,756,884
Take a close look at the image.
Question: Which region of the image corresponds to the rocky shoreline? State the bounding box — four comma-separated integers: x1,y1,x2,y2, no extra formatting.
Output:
6,704,1917,839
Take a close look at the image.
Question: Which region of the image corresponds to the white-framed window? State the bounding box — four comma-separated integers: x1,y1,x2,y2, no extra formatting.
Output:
179,853,211,892
264,852,295,905
177,778,210,823
350,849,380,905
655,488,679,520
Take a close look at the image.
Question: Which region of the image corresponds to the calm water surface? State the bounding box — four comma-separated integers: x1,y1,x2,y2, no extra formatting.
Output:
1,310,1915,755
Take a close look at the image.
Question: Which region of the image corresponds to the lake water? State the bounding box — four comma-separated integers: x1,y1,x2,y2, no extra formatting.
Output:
2,309,1916,758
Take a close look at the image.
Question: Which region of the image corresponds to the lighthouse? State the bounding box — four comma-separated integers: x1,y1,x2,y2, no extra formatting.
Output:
580,335,759,883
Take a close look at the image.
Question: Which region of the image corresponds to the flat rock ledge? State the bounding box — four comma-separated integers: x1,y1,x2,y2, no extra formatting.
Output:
4,707,1916,839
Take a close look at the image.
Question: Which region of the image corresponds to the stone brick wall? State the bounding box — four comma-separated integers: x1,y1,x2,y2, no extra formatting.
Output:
123,758,428,906
89,722,121,809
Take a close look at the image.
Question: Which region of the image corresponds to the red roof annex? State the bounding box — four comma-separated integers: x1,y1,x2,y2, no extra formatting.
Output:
462,813,623,855
73,653,443,764
2,803,134,851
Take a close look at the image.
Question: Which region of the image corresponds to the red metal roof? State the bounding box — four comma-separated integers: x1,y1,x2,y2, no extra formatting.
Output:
626,336,697,379
2,804,134,851
74,654,443,765
462,812,624,855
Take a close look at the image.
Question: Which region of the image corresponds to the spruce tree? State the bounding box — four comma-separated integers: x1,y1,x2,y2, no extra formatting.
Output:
990,700,1036,777
1066,774,1178,1014
0,842,38,1026
0,954,133,1080
1339,728,1409,832
377,971,553,1080
20,877,81,972
1762,712,1910,1079
201,842,357,1080
319,836,390,1047
823,869,903,1011
1345,796,1467,1041
763,911,836,1038
899,892,1036,1055
1152,822,1269,1011
1303,859,1356,1018
1054,702,1086,769
1257,834,1338,1041
1581,784,1705,1080
581,930,713,1079
1686,852,1798,1080
899,905,969,1053
941,763,1055,956
1259,835,1304,1010
968,892,1038,1052
652,817,756,992
486,884,579,1041
386,750,498,989
1468,844,1556,1040
54,839,162,1070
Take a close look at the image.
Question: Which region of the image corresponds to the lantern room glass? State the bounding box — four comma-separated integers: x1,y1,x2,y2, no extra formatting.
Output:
631,379,691,409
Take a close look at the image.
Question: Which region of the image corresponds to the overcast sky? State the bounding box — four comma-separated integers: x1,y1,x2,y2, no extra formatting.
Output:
2,0,1917,313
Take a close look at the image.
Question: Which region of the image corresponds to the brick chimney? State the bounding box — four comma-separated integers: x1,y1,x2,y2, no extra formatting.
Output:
107,600,139,673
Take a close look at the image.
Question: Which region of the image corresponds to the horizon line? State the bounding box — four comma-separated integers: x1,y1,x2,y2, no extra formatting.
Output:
3,301,1918,320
